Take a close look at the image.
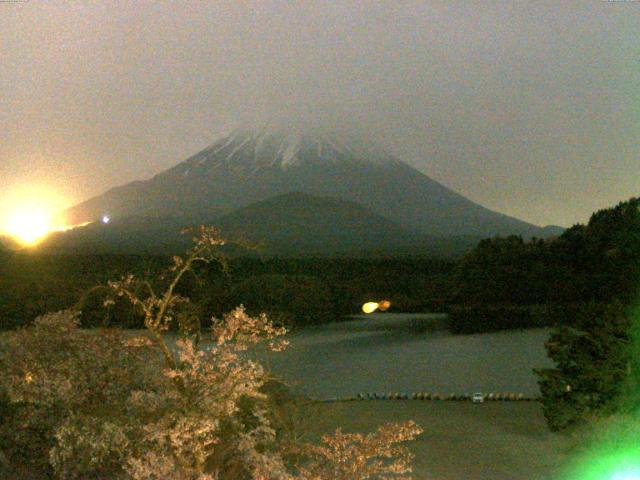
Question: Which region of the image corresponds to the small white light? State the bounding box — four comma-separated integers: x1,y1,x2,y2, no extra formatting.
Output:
102,215,110,224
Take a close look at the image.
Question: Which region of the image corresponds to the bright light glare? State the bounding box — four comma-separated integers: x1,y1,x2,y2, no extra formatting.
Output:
362,302,379,314
102,215,110,224
5,207,54,245
610,468,640,480
1,187,75,246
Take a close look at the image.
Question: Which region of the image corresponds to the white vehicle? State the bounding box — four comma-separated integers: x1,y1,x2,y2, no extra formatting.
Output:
471,392,485,403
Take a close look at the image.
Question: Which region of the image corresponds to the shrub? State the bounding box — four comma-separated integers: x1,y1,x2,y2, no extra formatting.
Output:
291,421,422,480
535,301,632,431
0,310,159,477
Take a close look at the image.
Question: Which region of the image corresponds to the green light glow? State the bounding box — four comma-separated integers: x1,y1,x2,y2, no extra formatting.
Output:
560,302,640,480
561,438,640,480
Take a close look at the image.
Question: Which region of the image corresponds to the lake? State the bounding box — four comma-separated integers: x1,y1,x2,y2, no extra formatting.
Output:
255,313,554,400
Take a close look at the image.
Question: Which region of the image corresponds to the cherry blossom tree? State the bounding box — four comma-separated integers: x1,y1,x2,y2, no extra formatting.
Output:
0,226,422,479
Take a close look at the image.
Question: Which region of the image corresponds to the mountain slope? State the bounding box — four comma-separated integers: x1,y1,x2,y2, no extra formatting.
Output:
43,192,480,256
216,191,411,255
65,129,558,238
40,216,191,255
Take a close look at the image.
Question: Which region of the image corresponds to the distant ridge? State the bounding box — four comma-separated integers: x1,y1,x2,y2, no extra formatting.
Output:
40,216,190,255
216,191,411,255
43,192,481,257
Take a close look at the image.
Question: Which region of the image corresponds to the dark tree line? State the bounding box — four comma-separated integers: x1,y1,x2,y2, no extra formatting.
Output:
0,254,454,331
449,198,640,328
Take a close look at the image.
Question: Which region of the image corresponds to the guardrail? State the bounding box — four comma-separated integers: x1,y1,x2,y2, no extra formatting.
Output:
316,392,539,402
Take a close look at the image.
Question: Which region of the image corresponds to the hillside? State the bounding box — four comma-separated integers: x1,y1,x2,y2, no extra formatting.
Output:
42,192,479,257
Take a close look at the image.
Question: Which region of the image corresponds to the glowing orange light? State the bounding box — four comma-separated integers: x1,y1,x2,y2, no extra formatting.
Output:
1,187,75,246
378,300,391,312
4,206,54,245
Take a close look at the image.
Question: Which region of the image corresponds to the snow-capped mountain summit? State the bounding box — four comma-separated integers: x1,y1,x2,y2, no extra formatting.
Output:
65,129,557,238
170,128,399,177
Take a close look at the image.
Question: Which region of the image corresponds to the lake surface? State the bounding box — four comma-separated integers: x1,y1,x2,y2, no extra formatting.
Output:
255,313,554,400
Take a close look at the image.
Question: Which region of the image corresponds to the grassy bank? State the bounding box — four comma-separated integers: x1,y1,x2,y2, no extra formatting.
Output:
301,401,567,480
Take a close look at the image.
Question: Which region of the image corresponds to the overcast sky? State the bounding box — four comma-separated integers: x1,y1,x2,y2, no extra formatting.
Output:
1,1,638,227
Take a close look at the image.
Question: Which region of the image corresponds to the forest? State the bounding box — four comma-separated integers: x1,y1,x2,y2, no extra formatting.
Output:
2,198,638,336
0,253,454,332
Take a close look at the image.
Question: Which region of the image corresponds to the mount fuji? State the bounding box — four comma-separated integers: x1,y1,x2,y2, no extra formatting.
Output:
65,129,562,239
